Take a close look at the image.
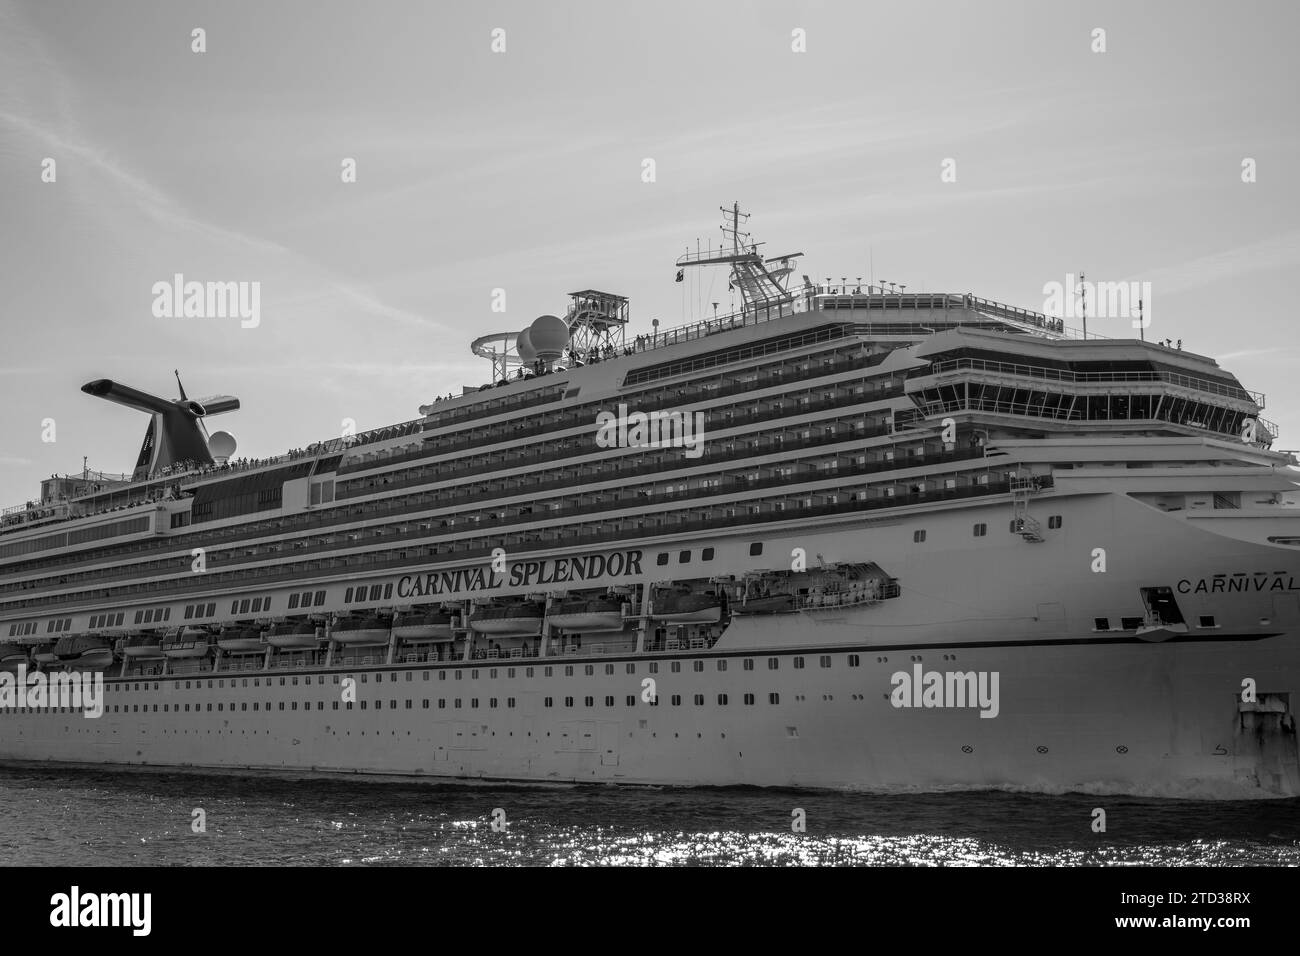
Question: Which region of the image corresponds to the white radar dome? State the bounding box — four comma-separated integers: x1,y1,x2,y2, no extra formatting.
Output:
529,314,570,362
207,430,237,460
516,327,537,362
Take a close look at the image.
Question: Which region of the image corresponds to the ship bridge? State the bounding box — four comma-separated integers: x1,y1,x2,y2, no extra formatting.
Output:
895,330,1276,449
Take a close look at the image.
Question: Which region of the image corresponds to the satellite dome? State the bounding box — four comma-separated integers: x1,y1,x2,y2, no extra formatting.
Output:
529,314,570,362
515,327,537,362
207,430,237,460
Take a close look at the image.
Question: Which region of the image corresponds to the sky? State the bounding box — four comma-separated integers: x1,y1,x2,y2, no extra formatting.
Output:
1,0,1298,507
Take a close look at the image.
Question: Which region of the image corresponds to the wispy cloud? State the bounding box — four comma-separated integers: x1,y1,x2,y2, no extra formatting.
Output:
1128,231,1300,294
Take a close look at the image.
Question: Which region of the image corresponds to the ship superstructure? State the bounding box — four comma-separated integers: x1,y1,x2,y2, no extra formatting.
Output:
2,206,1299,797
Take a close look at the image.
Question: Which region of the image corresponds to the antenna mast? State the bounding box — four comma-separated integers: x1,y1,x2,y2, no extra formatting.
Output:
674,203,803,319
1078,271,1088,340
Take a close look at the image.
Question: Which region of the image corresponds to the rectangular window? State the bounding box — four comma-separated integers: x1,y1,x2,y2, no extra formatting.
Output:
288,594,300,610
769,693,780,704
702,547,715,561
1094,617,1109,631
848,654,860,667
768,658,778,670
656,553,669,566
584,696,594,707
744,693,755,705
819,655,831,668
671,695,681,706
1198,615,1217,628
793,657,805,669
749,542,763,556
913,530,926,543
973,523,987,537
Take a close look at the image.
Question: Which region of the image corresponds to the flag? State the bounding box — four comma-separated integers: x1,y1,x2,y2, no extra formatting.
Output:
675,269,684,282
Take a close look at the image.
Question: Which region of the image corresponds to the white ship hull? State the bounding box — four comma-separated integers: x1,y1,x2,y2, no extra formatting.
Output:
1,634,1296,797
4,490,1300,796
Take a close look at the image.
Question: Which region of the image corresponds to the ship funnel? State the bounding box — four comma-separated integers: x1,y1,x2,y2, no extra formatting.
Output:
81,376,240,481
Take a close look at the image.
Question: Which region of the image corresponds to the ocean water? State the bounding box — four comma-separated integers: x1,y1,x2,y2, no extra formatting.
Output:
1,765,1298,866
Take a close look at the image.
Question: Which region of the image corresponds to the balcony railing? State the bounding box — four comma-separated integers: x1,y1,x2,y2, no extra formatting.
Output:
921,357,1262,405
1,474,1044,612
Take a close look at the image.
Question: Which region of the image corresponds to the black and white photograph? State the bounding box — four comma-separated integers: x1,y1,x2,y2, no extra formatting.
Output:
0,0,1296,932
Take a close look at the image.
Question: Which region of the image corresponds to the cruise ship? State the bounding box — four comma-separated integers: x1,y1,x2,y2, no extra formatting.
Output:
2,205,1299,797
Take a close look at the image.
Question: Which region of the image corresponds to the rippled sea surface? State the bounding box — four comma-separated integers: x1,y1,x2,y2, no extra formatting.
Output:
2,765,1298,866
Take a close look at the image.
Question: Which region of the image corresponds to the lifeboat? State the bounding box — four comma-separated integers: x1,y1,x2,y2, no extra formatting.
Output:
0,642,28,673
469,602,543,635
265,620,322,649
651,588,723,624
217,626,265,653
31,642,58,665
331,616,391,646
548,597,625,631
54,634,115,671
391,610,454,642
735,593,796,615
123,632,166,659
162,627,210,658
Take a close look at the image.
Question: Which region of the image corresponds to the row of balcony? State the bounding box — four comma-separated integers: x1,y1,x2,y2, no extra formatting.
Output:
2,444,988,598
1,466,1030,613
